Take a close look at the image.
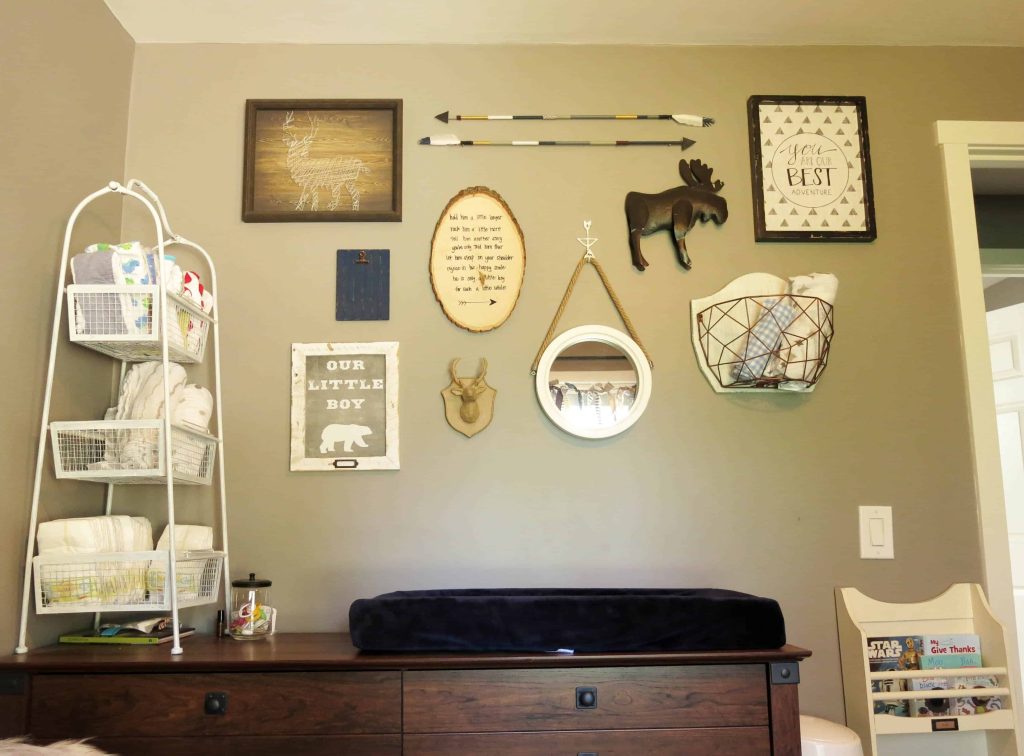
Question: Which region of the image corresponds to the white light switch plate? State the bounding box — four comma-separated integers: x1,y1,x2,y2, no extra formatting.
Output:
859,506,894,559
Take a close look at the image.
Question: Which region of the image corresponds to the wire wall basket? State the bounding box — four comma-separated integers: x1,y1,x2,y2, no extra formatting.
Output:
695,293,834,391
66,284,211,363
50,420,217,485
33,550,224,614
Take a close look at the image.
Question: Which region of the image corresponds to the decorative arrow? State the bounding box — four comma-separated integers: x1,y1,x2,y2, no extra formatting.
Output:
436,111,714,127
459,298,498,306
420,134,696,150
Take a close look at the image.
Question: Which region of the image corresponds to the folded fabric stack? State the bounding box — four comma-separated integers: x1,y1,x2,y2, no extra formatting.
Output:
89,361,214,474
155,524,214,552
147,524,215,602
36,516,153,607
731,273,838,388
37,515,153,555
69,241,214,342
773,273,839,389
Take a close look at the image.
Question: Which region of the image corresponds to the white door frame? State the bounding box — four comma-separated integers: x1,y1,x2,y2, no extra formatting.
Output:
937,120,1024,719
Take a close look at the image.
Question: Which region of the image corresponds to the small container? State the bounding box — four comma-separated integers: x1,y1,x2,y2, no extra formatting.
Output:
228,573,276,641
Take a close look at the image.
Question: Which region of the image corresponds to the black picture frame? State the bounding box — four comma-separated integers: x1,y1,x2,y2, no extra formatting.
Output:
243,99,402,223
747,95,875,242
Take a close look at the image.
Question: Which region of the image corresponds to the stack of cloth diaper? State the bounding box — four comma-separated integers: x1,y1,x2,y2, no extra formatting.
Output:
69,241,214,341
147,524,215,603
732,273,838,389
89,361,214,473
36,516,153,607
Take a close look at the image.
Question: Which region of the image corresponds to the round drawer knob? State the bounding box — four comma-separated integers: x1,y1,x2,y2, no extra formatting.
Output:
575,686,597,709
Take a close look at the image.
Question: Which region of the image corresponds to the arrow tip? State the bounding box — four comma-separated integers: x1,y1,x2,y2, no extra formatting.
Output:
679,138,697,151
489,298,497,305
435,111,450,123
418,136,430,145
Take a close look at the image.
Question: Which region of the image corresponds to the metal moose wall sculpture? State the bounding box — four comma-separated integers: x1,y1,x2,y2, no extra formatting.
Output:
441,358,496,437
625,159,728,272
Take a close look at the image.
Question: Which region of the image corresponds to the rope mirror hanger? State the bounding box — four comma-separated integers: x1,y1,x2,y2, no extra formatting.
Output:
530,221,654,377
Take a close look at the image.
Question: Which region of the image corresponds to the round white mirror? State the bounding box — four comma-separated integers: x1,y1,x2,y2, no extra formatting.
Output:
535,325,652,439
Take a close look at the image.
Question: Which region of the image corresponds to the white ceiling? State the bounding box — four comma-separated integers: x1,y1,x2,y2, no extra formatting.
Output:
103,0,1024,46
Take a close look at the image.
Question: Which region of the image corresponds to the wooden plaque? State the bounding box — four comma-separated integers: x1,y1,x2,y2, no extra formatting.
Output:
429,187,525,332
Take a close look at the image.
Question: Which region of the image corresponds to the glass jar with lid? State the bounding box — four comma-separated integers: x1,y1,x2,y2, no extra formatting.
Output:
228,573,276,640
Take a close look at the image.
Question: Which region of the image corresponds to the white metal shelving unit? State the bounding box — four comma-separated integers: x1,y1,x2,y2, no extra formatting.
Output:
15,180,231,656
837,583,1020,756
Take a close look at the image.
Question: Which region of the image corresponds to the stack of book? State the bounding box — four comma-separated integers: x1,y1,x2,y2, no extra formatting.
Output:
60,617,195,645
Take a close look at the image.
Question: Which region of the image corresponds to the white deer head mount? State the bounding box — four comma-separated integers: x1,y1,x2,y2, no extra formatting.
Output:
441,358,496,437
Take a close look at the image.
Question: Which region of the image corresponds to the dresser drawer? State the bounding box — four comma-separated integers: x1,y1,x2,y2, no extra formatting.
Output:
404,727,771,755
31,671,401,738
404,665,768,733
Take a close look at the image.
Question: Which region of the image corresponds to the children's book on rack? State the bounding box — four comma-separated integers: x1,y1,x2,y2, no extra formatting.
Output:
909,633,1002,716
866,635,922,716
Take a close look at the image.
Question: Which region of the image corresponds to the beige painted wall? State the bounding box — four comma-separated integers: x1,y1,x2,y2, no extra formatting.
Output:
121,43,1024,720
7,36,1022,721
0,1,134,653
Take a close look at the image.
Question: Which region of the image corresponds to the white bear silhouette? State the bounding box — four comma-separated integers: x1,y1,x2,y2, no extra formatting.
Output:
319,424,373,454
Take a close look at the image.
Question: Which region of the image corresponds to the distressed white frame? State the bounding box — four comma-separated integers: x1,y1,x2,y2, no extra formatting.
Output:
290,341,399,470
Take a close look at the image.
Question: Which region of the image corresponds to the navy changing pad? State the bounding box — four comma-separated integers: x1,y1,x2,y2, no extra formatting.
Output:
348,588,786,653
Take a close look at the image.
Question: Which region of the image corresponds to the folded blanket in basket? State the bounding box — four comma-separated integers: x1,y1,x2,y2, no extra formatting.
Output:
771,273,839,388
70,250,124,335
732,297,799,383
70,242,204,340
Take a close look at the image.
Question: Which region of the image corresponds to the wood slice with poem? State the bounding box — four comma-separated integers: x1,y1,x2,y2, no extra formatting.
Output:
429,187,525,332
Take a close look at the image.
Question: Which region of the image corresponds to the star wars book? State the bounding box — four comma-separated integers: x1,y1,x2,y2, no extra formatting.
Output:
866,635,922,717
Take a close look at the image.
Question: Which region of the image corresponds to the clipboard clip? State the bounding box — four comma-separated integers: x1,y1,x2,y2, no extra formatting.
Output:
356,251,369,264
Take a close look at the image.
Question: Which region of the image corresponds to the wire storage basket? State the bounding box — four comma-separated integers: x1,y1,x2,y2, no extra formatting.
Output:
33,550,224,614
50,420,217,485
66,284,211,363
695,293,834,390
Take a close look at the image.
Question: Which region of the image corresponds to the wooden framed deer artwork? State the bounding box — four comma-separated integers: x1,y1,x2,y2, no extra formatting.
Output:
243,99,402,222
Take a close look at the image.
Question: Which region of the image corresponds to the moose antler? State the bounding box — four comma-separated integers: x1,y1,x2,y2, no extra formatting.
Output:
283,111,295,129
679,159,724,193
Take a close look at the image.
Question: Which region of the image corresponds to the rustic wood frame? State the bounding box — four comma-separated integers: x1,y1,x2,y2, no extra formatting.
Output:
748,95,875,242
243,99,402,223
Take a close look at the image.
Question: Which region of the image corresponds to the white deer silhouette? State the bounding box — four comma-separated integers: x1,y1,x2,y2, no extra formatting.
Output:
282,111,371,212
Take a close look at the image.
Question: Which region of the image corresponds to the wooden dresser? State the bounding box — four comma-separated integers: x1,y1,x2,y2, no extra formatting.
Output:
0,633,810,755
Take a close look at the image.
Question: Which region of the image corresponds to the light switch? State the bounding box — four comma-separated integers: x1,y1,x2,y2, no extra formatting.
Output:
869,518,885,546
859,506,894,559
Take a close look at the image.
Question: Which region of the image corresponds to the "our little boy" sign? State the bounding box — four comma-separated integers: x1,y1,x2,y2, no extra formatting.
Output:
290,342,399,470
